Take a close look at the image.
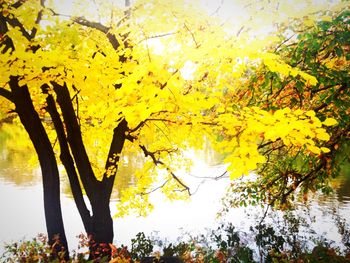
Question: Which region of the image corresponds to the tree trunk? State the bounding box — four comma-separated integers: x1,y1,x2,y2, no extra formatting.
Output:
52,82,115,259
52,82,98,199
88,198,114,260
9,76,69,260
53,82,129,260
43,85,93,235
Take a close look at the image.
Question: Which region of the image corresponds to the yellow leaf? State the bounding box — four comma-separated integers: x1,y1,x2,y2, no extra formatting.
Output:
293,109,304,116
323,118,338,126
308,145,321,155
300,72,318,86
320,147,330,153
306,110,315,117
316,131,330,141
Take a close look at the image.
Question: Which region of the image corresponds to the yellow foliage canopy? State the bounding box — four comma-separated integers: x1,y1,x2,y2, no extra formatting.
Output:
0,0,340,216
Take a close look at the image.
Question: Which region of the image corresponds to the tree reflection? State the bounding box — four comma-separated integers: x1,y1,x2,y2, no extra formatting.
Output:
0,122,40,186
0,122,140,200
333,141,350,202
1,122,349,205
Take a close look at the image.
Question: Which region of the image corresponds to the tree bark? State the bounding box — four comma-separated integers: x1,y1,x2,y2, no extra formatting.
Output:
9,76,69,259
43,85,93,235
88,199,114,260
52,82,98,198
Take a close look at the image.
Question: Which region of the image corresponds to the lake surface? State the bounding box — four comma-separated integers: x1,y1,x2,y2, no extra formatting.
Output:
0,138,350,255
0,157,249,251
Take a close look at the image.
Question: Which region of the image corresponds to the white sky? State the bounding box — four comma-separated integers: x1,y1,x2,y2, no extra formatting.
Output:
50,0,345,39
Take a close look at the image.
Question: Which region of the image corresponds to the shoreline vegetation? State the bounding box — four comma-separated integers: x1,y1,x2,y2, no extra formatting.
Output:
2,215,350,263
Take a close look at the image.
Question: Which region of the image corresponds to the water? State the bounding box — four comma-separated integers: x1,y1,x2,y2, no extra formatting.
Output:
0,157,250,252
1,164,350,255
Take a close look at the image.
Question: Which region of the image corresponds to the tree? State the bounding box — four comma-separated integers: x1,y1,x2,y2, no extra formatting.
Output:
223,8,350,210
0,0,343,260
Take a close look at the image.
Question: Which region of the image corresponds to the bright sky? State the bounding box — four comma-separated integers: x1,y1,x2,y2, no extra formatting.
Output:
48,0,346,80
51,0,345,38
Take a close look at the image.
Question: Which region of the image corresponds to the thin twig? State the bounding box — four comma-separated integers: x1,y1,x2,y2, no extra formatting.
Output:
139,144,191,196
140,179,170,195
138,32,178,44
190,170,228,180
184,23,200,48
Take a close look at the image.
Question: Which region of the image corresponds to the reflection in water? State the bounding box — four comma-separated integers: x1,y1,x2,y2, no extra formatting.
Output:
0,124,40,187
0,123,141,200
335,142,350,203
337,170,350,203
0,127,350,255
59,159,141,201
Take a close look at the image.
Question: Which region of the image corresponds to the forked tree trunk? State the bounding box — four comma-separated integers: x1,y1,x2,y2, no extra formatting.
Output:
53,82,128,260
44,86,93,235
9,76,69,260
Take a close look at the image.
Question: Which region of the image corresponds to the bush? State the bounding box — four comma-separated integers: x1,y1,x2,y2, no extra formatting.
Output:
2,220,350,262
0,233,65,262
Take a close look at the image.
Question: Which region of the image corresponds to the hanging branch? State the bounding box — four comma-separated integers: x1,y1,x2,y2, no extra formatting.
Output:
170,171,191,195
140,179,170,196
184,23,200,48
190,170,228,180
137,32,178,44
139,144,191,196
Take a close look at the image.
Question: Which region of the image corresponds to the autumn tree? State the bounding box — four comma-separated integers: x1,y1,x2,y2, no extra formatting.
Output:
0,0,344,260
223,8,350,210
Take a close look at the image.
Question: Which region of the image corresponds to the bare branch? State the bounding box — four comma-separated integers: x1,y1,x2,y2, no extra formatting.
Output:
170,171,191,195
138,32,178,44
314,83,347,112
274,33,296,52
210,0,225,16
184,23,200,48
73,17,121,50
258,204,271,226
236,26,245,37
140,179,169,195
73,16,110,33
46,8,121,50
139,144,162,165
257,138,281,150
139,144,191,196
190,170,228,180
